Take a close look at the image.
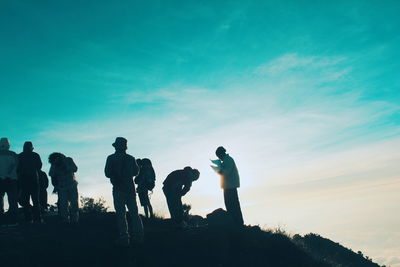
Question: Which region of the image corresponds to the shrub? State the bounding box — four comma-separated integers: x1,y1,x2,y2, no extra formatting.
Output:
80,196,108,214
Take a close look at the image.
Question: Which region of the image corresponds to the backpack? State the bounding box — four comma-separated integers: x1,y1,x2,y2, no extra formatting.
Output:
142,166,156,191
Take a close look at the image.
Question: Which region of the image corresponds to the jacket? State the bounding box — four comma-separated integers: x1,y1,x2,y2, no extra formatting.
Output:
219,154,240,189
105,152,139,194
17,151,42,182
49,157,78,190
163,169,192,196
0,150,18,180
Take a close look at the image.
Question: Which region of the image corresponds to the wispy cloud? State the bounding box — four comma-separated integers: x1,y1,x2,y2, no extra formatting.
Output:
255,53,347,75
32,52,400,265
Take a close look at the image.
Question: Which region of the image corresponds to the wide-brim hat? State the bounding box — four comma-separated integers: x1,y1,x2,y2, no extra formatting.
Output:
112,137,128,148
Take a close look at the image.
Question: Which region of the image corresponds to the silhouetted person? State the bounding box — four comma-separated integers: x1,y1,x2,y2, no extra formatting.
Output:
0,138,19,225
17,141,43,223
135,158,155,219
105,137,144,246
49,152,79,223
215,146,244,226
38,170,49,212
162,167,200,228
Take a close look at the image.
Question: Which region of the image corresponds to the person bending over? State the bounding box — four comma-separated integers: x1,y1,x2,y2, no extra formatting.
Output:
162,167,199,228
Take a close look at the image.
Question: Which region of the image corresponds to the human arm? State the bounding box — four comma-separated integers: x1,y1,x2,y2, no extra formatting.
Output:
36,153,43,172
104,156,113,179
220,156,234,176
134,170,142,185
49,166,58,192
41,171,49,188
181,178,192,196
105,155,121,186
132,157,139,177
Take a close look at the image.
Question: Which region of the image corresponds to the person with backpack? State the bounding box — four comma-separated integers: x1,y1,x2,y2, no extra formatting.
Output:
38,169,49,212
162,167,200,228
48,152,79,223
214,146,244,226
17,141,43,223
0,138,19,226
105,137,144,246
135,158,155,219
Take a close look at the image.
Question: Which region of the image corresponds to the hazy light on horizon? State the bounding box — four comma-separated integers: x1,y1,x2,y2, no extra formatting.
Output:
1,1,400,266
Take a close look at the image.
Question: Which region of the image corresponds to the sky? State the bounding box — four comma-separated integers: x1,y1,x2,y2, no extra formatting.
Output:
1,0,400,265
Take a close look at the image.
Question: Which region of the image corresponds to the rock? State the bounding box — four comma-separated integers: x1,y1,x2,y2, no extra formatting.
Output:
206,208,235,228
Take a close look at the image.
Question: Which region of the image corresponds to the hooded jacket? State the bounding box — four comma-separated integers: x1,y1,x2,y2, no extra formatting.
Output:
0,150,18,180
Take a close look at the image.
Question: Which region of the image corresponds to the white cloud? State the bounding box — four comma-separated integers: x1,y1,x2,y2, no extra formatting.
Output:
31,52,399,265
255,53,347,76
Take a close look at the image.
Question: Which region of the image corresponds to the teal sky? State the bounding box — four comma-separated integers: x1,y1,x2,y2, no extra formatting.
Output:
1,1,400,266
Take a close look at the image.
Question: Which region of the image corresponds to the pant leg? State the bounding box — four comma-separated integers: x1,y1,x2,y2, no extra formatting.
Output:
30,182,42,222
165,189,183,224
113,189,129,237
19,184,32,222
58,189,69,222
6,180,19,224
224,188,244,226
68,185,79,223
174,193,183,223
163,187,176,221
39,186,48,210
125,192,144,238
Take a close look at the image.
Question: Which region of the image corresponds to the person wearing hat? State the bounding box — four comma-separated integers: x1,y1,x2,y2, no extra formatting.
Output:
17,141,43,223
162,167,200,228
0,138,19,225
215,146,244,226
105,137,144,246
49,152,79,223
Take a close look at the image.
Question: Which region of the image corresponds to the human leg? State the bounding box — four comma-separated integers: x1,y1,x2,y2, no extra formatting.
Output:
138,191,147,217
19,182,33,222
30,182,42,222
126,193,144,239
58,189,69,223
113,189,129,238
6,180,19,224
174,193,183,224
148,203,153,218
163,187,180,222
147,192,154,218
141,191,151,218
39,186,48,212
68,185,79,223
223,189,244,226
